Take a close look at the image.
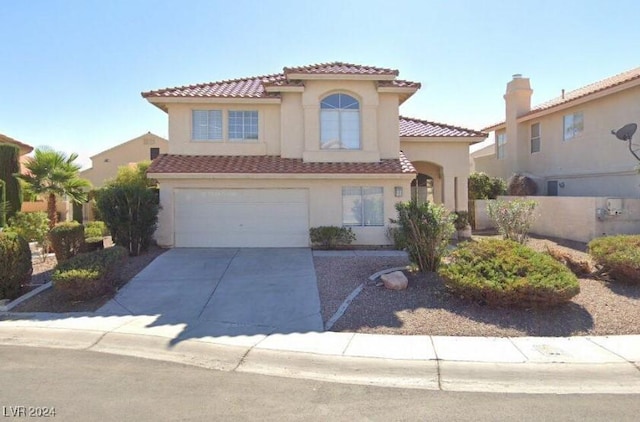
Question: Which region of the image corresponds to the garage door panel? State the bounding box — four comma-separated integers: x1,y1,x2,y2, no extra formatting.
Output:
174,189,309,247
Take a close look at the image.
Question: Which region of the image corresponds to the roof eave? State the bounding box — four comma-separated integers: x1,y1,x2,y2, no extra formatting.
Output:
285,73,397,81
144,96,282,106
148,172,415,180
401,135,487,144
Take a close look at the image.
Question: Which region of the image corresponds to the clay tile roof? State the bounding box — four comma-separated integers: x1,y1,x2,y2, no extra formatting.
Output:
0,133,34,154
399,116,486,137
283,61,399,76
141,62,421,99
483,66,640,130
148,153,416,175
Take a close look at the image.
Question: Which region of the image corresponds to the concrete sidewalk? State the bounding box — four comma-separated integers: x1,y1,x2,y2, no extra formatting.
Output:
0,313,638,394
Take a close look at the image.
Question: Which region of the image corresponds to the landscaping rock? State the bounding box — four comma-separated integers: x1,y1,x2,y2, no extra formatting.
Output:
381,271,408,290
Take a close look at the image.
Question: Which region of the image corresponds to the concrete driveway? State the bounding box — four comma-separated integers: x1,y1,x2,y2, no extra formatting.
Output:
98,248,323,335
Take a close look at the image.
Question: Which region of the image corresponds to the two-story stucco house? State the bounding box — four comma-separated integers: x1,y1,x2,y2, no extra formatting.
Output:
144,62,485,248
473,67,640,197
80,132,168,188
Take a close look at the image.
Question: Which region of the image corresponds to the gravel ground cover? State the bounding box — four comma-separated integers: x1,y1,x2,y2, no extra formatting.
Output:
315,235,640,337
11,244,166,313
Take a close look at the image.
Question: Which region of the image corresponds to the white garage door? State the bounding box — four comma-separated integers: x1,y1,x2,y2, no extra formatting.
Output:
174,189,309,247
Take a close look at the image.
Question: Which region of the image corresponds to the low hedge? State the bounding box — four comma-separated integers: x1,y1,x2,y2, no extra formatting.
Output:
83,236,105,253
439,239,579,307
588,235,640,284
84,221,108,238
309,226,355,249
52,246,128,300
0,232,33,300
49,222,85,262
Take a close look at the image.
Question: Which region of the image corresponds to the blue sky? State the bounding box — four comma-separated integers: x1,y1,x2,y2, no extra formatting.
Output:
2,0,639,168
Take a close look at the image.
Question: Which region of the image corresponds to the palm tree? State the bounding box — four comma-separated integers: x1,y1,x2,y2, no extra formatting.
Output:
19,147,91,228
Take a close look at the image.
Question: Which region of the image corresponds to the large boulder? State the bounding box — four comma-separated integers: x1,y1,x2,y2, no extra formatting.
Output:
381,271,408,290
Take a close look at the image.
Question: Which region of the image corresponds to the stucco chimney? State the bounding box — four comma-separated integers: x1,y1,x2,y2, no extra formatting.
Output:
503,74,533,174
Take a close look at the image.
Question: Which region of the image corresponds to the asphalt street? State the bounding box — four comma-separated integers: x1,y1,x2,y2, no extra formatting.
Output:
1,345,638,422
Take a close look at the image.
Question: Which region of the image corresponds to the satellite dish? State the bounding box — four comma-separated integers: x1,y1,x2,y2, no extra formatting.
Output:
611,123,639,161
611,123,637,141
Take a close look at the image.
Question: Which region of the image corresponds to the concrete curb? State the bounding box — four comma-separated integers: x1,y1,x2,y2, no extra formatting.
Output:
0,282,52,312
0,317,638,394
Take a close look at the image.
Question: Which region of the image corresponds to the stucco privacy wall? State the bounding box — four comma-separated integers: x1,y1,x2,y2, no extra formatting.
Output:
153,176,413,247
473,196,640,242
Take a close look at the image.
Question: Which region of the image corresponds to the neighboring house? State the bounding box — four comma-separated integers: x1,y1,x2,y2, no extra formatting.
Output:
143,62,485,247
80,132,168,188
474,67,640,197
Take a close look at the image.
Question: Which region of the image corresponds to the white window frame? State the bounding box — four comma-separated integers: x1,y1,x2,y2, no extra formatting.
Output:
342,187,384,227
192,110,223,141
320,93,361,150
228,110,259,141
563,112,583,141
496,132,506,159
530,123,541,153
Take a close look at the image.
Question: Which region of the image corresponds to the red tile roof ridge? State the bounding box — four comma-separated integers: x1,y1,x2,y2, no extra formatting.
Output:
399,116,486,137
142,72,286,97
283,61,399,76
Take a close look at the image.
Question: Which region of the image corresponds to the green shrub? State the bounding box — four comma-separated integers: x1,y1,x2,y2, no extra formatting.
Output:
440,239,579,307
48,222,85,262
84,221,108,238
588,235,640,283
507,174,538,196
0,144,22,226
309,226,356,249
83,236,105,253
96,184,158,256
6,212,50,250
468,172,506,200
391,200,456,272
453,211,470,230
488,198,538,244
0,232,32,300
52,246,127,300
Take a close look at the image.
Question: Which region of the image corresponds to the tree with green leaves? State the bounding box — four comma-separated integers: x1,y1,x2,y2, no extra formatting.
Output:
0,144,22,226
18,147,91,229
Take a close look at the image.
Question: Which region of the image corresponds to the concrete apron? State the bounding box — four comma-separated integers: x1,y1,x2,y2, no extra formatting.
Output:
97,247,324,336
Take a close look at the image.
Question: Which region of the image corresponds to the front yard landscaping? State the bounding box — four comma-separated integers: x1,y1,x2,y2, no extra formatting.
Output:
316,234,640,337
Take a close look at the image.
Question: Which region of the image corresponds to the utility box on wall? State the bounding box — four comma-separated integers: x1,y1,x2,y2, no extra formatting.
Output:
606,198,623,215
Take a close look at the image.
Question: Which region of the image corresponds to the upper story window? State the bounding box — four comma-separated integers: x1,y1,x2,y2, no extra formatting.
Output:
563,112,583,141
496,132,506,159
320,93,360,150
530,123,541,153
150,147,160,160
192,110,222,141
229,110,259,141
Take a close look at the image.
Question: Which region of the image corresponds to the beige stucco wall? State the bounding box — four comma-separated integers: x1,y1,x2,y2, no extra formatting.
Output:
21,199,71,222
152,175,413,247
472,196,640,242
402,138,482,211
166,102,281,156
80,133,168,188
475,84,640,197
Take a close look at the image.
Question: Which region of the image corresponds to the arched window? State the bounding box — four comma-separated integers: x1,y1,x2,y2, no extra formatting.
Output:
320,93,360,149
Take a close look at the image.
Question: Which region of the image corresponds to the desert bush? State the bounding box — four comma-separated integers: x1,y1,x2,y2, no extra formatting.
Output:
309,226,356,249
468,172,506,200
507,174,537,196
52,246,127,300
83,236,105,253
588,235,640,283
392,200,456,272
97,167,159,256
0,232,32,300
453,211,470,231
440,239,579,307
488,198,537,244
49,222,85,262
545,246,594,277
6,212,50,251
0,144,22,226
84,221,108,238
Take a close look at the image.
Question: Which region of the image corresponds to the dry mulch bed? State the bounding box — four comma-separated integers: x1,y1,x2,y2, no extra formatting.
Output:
10,245,166,313
315,234,640,337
